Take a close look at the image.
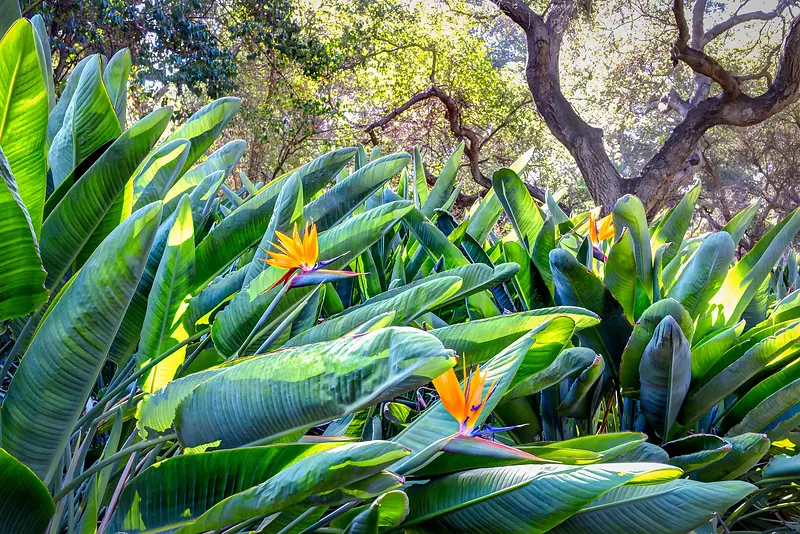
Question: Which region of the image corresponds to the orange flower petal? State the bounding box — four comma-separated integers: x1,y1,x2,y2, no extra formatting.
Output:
466,376,498,429
588,213,599,243
432,367,465,423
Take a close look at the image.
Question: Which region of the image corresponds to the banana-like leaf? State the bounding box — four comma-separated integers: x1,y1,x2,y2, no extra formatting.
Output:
694,433,770,481
690,321,744,381
680,321,800,426
726,374,800,436
619,299,693,398
506,347,599,401
304,152,409,230
0,19,48,233
651,183,700,266
49,55,121,188
413,146,428,208
422,142,463,218
339,490,409,533
1,203,162,481
550,479,754,534
213,201,414,355
0,0,21,38
45,54,91,144
40,107,171,289
520,433,646,465
663,434,731,473
700,207,800,336
109,442,343,533
722,198,760,246
0,147,47,320
132,138,191,210
163,139,246,214
161,96,241,176
137,365,229,438
400,463,681,533
493,168,544,253
613,442,670,463
550,248,632,373
184,268,246,332
30,15,55,113
103,48,131,127
0,448,54,534
762,453,800,479
176,441,408,534
558,354,605,418
718,352,800,434
531,216,557,300
193,147,354,289
504,240,533,309
137,196,195,393
613,194,653,300
606,229,639,322
667,232,734,320
467,190,503,244
639,316,692,439
175,327,455,450
430,307,599,366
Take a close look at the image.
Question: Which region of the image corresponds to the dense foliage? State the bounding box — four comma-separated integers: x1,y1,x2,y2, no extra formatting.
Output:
2,13,800,534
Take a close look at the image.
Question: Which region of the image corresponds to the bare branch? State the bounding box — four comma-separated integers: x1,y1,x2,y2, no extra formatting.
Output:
704,1,789,45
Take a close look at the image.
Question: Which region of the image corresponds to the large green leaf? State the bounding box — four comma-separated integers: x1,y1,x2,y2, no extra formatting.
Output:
0,0,21,38
680,321,800,426
1,203,162,481
163,139,246,213
613,194,653,299
667,232,734,320
550,248,632,373
400,463,681,533
422,142,463,218
40,107,171,289
137,196,195,393
506,347,600,401
700,207,800,336
304,152,409,230
176,441,408,534
651,183,700,266
722,198,760,246
605,229,639,322
662,435,731,473
0,147,47,320
550,479,754,534
619,299,693,398
132,138,191,210
0,19,48,234
0,448,54,534
103,48,131,127
49,55,121,188
429,307,599,366
193,147,354,289
694,433,770,481
30,15,55,113
493,168,544,253
467,189,503,243
725,374,800,436
413,146,429,208
639,316,692,439
213,201,414,355
109,443,342,533
175,327,455,450
690,321,744,381
161,96,241,176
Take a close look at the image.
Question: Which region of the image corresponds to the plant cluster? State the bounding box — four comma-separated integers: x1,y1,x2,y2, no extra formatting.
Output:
1,17,800,534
